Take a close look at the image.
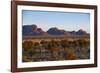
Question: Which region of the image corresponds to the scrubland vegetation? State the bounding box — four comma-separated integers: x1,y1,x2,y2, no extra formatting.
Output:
22,37,90,62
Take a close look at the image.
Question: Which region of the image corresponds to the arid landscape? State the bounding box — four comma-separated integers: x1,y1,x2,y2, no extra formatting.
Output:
22,25,90,62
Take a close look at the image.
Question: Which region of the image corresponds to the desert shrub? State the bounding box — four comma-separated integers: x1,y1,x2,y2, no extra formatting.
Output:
22,55,31,62
22,41,33,51
47,41,53,49
72,41,78,48
50,40,58,48
77,39,90,48
33,42,40,49
40,40,46,44
83,40,90,47
51,48,60,53
66,40,73,48
72,40,78,48
40,40,48,49
60,39,69,48
77,39,84,47
67,53,78,60
28,49,33,58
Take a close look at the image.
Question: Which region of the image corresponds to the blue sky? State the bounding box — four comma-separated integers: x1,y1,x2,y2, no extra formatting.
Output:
22,10,90,33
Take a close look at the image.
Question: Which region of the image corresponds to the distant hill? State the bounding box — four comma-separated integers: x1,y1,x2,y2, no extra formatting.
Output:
23,24,47,36
23,24,89,36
